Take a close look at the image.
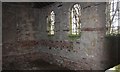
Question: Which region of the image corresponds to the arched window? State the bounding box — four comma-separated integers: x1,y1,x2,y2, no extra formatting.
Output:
106,0,120,35
47,11,55,35
70,4,81,35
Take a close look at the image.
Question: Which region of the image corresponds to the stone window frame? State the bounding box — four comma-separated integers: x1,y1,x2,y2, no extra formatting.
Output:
69,3,81,36
68,3,81,40
47,10,55,36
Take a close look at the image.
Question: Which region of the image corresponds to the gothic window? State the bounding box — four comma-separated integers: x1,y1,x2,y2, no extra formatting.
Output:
70,4,81,35
47,11,55,35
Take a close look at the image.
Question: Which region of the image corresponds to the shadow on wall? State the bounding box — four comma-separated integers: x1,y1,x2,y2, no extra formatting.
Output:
105,35,120,68
3,59,68,70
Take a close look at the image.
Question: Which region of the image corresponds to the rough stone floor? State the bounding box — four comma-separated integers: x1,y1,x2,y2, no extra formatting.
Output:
26,59,67,70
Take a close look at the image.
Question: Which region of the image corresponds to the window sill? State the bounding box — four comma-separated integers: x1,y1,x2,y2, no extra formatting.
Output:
106,34,120,37
48,34,54,37
68,34,81,41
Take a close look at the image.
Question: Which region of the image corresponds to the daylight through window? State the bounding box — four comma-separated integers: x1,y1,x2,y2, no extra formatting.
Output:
70,4,81,35
47,11,55,35
106,0,120,35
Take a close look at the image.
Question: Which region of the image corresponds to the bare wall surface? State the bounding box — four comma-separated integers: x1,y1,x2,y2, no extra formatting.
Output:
2,3,40,70
2,2,118,70
35,2,108,70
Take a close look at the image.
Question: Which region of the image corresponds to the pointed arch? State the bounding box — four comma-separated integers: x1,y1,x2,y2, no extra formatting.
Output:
47,11,55,35
70,4,81,35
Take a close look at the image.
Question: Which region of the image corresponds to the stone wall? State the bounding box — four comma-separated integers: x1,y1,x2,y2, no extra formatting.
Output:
2,3,39,70
35,2,108,70
2,2,113,70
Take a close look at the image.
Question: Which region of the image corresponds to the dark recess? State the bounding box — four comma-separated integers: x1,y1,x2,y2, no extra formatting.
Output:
3,2,55,8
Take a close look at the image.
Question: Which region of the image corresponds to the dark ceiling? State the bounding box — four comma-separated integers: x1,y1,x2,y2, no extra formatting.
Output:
32,2,55,8
3,2,55,8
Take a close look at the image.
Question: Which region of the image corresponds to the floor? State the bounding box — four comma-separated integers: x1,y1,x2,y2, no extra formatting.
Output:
27,59,68,70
